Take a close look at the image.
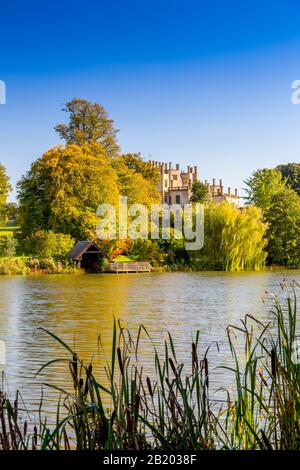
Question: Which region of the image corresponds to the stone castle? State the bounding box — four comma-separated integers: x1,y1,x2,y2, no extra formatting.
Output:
149,160,239,206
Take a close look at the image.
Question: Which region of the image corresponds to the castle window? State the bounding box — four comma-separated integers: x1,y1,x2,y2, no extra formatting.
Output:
175,195,181,204
173,175,177,180
164,180,168,188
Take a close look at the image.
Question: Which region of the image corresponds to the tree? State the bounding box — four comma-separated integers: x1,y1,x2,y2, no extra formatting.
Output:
0,163,11,226
130,239,167,266
244,169,286,212
190,202,267,271
115,153,160,206
17,143,120,240
265,188,300,267
6,202,18,224
54,98,120,157
23,230,75,258
0,236,17,257
119,154,160,183
276,163,300,196
191,181,210,203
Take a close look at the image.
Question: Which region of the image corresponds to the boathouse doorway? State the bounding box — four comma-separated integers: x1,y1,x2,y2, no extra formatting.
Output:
67,240,111,273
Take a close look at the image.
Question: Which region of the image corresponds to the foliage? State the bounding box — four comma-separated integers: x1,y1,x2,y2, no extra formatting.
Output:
1,284,300,449
17,143,161,244
130,239,167,266
158,233,190,266
119,153,160,183
0,257,29,275
0,235,17,257
276,163,300,196
113,254,137,262
22,230,75,258
110,239,133,259
114,153,160,206
244,168,287,212
6,202,18,224
0,256,80,275
265,188,300,267
191,180,210,203
190,202,267,271
0,163,11,226
17,143,120,240
54,98,120,157
119,171,160,206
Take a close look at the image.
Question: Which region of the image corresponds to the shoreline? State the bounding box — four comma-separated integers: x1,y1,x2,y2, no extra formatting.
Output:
0,262,298,276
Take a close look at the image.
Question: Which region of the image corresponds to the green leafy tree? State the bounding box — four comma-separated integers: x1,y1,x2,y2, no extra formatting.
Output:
115,153,160,206
54,98,120,157
23,230,75,258
130,239,167,266
191,181,210,203
17,143,120,240
0,236,17,257
190,202,267,271
0,163,11,225
276,163,300,196
265,188,300,267
244,168,286,212
119,153,160,183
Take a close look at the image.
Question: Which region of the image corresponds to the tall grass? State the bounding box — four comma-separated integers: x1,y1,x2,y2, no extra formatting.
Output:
0,283,300,450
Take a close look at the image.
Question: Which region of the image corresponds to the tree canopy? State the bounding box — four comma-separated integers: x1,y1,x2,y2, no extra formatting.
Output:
244,168,287,212
191,181,210,204
17,145,160,241
276,163,300,196
54,98,120,157
265,188,300,267
114,153,160,206
17,143,120,240
190,202,267,271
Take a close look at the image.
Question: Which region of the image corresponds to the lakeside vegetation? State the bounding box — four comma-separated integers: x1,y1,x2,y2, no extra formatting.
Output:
0,283,300,450
1,99,300,273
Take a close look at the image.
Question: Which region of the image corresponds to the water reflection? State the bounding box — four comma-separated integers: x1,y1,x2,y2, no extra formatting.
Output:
0,271,299,413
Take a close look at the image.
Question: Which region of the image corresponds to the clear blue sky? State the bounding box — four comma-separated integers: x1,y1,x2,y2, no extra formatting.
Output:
1,0,300,200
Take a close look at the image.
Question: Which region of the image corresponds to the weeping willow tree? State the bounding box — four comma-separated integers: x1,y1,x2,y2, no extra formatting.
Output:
190,202,268,271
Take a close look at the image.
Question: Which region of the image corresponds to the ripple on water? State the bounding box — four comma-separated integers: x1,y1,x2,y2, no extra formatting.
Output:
0,271,299,413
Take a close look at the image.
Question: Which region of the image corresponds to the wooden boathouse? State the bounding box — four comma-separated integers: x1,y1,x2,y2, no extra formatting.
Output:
67,240,111,272
68,241,152,273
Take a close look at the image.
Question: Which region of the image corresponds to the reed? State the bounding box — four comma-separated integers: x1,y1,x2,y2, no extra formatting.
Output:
0,283,300,450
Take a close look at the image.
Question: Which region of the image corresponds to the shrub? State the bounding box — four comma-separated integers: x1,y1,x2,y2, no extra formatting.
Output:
22,230,75,258
1,284,299,449
0,258,29,275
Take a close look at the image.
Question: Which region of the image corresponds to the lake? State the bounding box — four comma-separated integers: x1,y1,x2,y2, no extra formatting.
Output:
0,271,299,415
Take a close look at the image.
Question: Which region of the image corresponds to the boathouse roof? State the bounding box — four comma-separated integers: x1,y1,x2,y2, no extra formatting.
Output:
67,240,111,261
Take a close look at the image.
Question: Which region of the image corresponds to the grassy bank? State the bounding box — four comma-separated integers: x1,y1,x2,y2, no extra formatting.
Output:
0,256,82,275
0,283,300,449
0,255,297,275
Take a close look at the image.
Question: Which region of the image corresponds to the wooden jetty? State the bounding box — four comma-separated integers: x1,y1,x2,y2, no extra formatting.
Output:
106,262,152,273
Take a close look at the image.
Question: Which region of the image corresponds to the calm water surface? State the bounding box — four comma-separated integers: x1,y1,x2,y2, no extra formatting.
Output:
0,271,299,414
